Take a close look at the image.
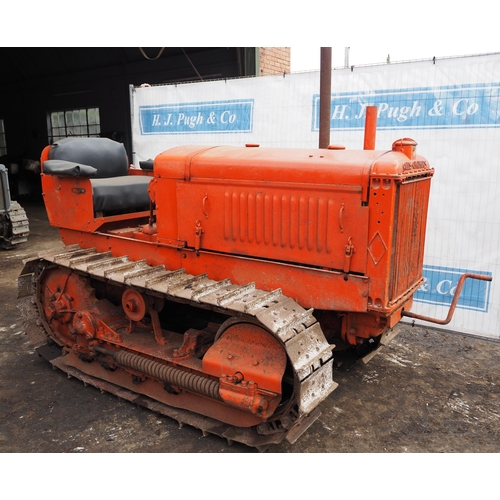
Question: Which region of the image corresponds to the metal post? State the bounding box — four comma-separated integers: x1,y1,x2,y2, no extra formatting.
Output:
319,47,332,149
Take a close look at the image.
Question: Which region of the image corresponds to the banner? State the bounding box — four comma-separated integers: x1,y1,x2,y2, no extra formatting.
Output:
131,54,499,339
312,84,500,130
138,99,254,135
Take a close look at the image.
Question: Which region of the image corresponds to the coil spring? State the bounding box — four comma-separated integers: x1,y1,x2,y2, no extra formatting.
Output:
114,350,222,401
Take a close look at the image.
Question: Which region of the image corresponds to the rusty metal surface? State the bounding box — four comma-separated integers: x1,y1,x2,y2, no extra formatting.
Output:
47,353,291,451
28,244,338,420
16,242,338,448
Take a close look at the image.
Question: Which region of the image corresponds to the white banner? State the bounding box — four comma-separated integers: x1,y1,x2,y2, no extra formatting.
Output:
131,54,499,339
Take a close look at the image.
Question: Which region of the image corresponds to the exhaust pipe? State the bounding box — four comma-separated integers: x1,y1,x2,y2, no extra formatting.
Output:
363,105,378,150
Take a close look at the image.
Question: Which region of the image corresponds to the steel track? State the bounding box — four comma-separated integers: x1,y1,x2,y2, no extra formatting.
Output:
1,201,29,249
18,244,338,449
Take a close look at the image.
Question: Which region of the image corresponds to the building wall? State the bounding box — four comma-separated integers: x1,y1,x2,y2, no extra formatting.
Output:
259,48,291,76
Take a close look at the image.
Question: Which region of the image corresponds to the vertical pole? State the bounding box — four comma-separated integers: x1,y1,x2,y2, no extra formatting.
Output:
363,105,378,150
319,47,332,149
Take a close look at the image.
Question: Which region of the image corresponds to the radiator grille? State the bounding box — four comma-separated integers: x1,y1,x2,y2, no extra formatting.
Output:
390,178,431,301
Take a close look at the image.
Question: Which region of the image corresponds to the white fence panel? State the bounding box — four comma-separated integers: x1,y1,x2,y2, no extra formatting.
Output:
131,54,499,339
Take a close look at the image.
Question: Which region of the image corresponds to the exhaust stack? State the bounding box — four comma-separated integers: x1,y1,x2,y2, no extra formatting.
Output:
363,105,378,150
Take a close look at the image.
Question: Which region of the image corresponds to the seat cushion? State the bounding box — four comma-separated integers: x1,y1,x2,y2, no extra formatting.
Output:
91,176,151,213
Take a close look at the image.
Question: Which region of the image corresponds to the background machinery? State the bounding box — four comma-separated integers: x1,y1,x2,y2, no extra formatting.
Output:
0,164,29,249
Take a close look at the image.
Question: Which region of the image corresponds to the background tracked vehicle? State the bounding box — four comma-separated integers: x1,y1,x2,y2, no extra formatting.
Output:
17,117,491,450
0,164,29,249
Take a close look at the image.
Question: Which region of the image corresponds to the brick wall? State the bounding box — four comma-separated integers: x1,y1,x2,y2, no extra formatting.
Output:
259,47,291,76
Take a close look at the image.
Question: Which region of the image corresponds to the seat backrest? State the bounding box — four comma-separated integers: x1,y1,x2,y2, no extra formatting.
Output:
48,137,128,178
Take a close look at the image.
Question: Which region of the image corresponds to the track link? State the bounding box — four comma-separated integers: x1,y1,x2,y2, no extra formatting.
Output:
18,245,338,449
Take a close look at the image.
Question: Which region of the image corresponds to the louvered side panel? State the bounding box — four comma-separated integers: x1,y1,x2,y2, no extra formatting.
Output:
224,191,334,254
177,183,369,273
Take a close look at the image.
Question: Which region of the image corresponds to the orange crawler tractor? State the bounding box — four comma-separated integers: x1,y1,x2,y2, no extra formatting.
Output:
18,121,490,450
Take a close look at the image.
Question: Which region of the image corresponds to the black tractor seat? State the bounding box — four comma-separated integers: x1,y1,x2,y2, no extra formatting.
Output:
42,137,151,215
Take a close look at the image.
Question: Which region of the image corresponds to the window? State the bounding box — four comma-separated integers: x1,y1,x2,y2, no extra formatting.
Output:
0,119,6,156
48,107,100,142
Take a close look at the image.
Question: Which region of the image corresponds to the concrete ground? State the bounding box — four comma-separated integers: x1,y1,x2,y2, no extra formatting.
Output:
1,201,499,453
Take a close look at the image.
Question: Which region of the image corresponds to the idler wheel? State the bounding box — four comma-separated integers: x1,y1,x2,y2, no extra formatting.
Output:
121,287,165,344
122,288,147,322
